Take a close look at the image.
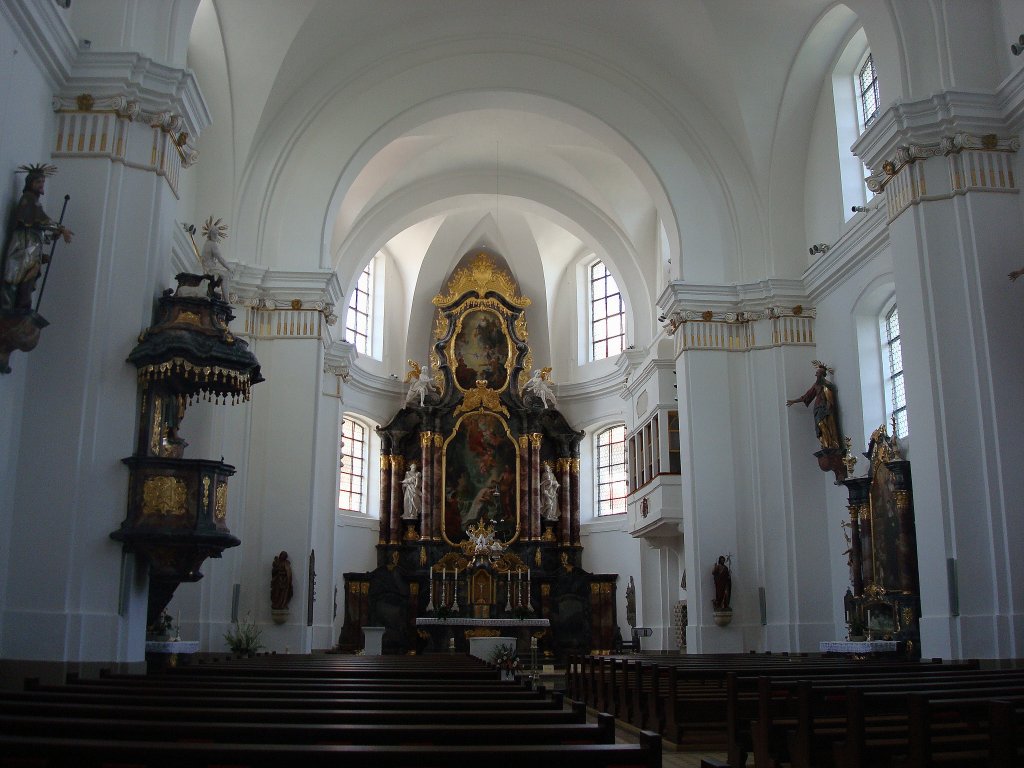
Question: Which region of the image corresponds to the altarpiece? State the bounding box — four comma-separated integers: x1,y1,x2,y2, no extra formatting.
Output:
340,251,618,657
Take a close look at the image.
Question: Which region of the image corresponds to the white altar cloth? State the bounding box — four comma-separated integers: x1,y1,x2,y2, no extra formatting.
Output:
819,640,899,653
414,618,549,627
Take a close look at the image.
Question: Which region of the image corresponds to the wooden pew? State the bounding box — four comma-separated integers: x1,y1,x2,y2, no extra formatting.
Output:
0,697,589,726
0,732,663,768
834,688,1024,768
0,711,618,746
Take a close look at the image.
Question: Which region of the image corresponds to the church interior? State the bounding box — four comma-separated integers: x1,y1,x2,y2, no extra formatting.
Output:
2,0,1024,696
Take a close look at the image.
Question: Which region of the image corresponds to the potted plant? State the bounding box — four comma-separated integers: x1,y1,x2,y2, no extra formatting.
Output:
490,643,519,681
224,612,263,655
147,610,175,641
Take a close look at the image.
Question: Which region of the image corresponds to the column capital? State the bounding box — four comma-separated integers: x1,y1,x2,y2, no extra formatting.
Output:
853,89,1016,173
324,342,356,381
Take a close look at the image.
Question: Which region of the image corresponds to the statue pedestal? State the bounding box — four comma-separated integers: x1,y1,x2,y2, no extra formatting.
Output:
271,609,288,625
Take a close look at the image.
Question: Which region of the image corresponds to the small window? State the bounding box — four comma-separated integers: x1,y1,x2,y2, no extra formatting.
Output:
857,54,880,130
590,261,626,361
345,261,373,355
595,424,627,516
339,417,368,514
883,305,908,438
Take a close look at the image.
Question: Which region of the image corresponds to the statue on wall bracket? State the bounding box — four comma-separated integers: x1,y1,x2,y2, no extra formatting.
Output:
0,164,73,373
786,359,849,481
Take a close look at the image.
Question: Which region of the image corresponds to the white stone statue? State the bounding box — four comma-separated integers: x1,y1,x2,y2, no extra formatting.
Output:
405,360,437,407
541,463,560,521
524,366,557,408
199,216,232,298
401,463,421,519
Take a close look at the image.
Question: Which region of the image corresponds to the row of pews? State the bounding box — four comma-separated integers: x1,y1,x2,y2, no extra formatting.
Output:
567,652,1024,767
0,653,661,768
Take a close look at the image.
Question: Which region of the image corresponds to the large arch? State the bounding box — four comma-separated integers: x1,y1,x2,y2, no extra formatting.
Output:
227,38,763,285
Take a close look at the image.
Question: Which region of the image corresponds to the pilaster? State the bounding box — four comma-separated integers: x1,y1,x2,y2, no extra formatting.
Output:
851,95,1024,658
660,280,835,653
228,274,343,652
1,10,210,665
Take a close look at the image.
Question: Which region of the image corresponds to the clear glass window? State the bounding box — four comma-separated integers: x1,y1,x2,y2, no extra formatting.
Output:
345,262,373,355
590,261,626,361
595,424,628,516
858,54,880,130
883,305,908,438
339,417,368,513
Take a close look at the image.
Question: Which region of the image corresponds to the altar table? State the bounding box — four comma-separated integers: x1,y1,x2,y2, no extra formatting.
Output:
414,617,550,654
468,636,517,662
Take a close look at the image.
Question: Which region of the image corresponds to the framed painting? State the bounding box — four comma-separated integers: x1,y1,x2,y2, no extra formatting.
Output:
442,411,520,544
450,308,511,392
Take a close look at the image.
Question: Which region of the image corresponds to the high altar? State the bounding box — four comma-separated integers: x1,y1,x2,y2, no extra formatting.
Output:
339,251,618,658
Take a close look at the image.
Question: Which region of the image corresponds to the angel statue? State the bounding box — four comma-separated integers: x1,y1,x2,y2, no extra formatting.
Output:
523,366,557,408
404,359,437,407
199,216,232,297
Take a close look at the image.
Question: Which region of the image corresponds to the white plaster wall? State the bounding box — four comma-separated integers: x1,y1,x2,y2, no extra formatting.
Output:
0,8,61,653
804,76,846,251
235,337,325,652
579,523,641,643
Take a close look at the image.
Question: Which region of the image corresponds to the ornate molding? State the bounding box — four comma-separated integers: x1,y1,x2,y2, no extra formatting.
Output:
866,131,1020,222
657,282,815,356
232,267,344,343
867,131,1019,194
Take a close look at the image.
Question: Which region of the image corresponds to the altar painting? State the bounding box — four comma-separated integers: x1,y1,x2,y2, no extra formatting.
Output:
451,309,510,391
868,450,901,592
443,411,519,544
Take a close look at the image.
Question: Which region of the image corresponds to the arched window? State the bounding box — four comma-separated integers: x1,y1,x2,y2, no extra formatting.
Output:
345,261,373,355
590,260,625,361
882,305,908,438
344,254,385,358
595,424,627,516
338,416,369,514
831,30,880,218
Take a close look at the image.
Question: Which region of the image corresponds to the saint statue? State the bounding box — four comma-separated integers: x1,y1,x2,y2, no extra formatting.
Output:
2,164,72,311
786,360,842,452
540,463,560,521
270,551,293,611
401,463,422,519
712,555,731,611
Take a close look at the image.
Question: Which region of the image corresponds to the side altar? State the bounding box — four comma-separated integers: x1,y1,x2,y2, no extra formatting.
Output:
339,251,618,659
